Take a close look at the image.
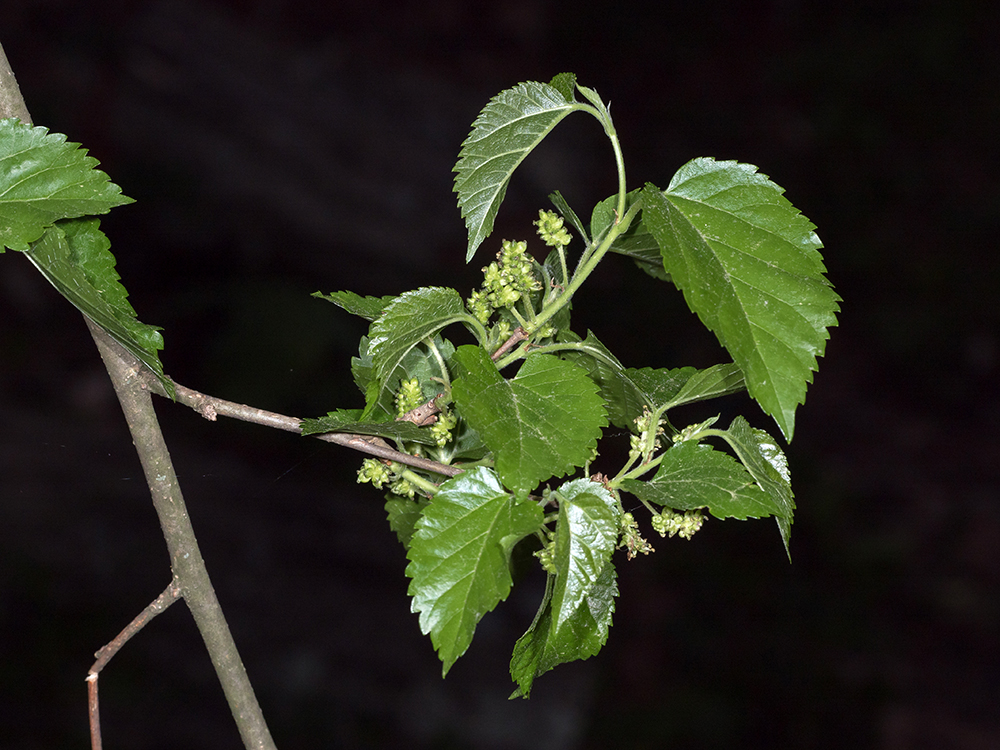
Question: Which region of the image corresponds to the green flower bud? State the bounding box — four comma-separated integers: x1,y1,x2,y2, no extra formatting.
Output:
494,319,512,342
395,378,424,417
429,409,458,447
467,289,493,325
357,458,390,489
483,261,505,293
534,529,558,574
534,210,572,248
390,476,417,499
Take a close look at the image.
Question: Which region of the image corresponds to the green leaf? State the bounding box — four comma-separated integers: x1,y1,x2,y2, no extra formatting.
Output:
454,81,583,262
351,335,378,400
591,190,666,280
622,366,699,419
386,496,429,549
299,408,439,444
640,160,840,440
557,330,692,431
547,190,589,245
311,290,395,321
621,441,782,521
0,119,133,252
509,558,617,699
715,416,795,556
452,346,607,496
24,219,171,397
510,479,619,698
364,287,468,417
549,479,620,632
547,72,578,102
662,362,747,410
406,467,543,674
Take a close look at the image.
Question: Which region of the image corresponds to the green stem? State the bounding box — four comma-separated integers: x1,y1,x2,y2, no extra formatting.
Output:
399,468,440,496
511,198,641,360
462,313,491,348
425,337,451,393
613,451,666,486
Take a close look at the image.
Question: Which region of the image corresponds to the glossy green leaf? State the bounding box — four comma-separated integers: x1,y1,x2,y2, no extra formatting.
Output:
621,440,781,521
641,160,840,440
364,287,468,417
715,416,795,556
311,290,395,321
0,119,133,252
24,219,170,397
406,467,543,674
299,408,438,444
549,479,620,631
509,479,619,697
454,80,583,262
452,347,607,496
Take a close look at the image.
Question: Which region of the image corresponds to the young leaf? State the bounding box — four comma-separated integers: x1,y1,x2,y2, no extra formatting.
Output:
364,287,469,417
0,119,133,252
549,479,620,632
406,467,543,675
547,72,578,102
451,346,607,496
353,333,456,419
591,190,666,280
510,478,619,697
547,190,589,245
454,81,583,262
641,160,840,440
299,408,439,444
621,440,781,521
661,362,747,410
311,290,395,321
715,416,795,556
509,561,617,699
24,219,171,397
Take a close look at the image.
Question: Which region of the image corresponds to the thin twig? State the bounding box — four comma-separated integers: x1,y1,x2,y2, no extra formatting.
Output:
398,396,442,427
139,370,464,478
491,326,529,362
87,318,277,750
87,581,182,750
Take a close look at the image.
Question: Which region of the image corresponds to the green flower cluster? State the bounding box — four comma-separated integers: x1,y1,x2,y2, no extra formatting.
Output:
651,509,705,540
357,458,391,489
534,528,558,574
630,407,664,456
467,239,541,324
357,458,419,499
534,209,572,248
429,409,457,447
619,511,654,559
395,377,424,418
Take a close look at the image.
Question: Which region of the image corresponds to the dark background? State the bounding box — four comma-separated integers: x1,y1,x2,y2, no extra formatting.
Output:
2,1,998,747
